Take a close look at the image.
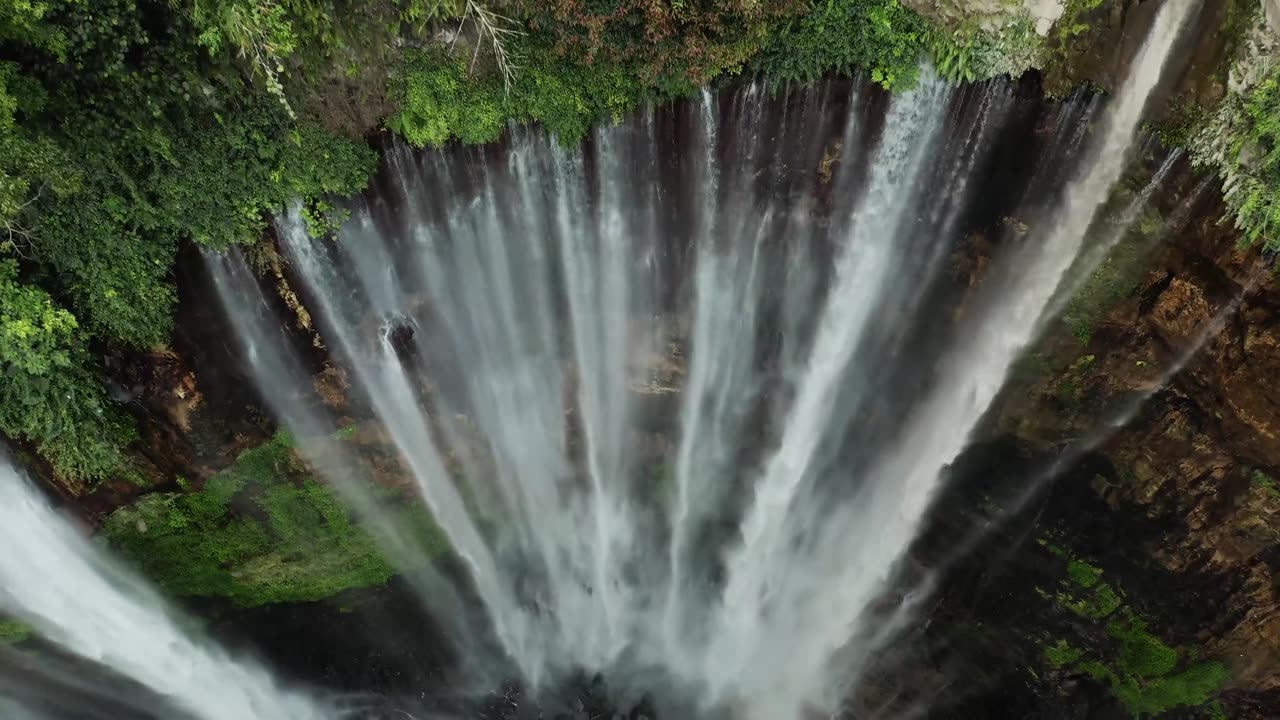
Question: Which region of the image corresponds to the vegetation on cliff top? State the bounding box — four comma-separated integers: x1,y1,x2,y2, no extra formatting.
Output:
388,0,1050,147
101,431,448,607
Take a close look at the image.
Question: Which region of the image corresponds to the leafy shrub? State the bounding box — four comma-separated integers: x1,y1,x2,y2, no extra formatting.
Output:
1222,68,1280,248
510,0,792,91
752,0,928,89
0,0,375,477
389,50,506,146
0,258,135,480
1067,559,1104,589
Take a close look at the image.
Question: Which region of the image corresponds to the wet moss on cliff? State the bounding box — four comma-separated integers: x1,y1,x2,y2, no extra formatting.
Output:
0,619,32,644
101,432,447,607
1061,205,1165,346
1036,545,1230,717
1169,1,1280,251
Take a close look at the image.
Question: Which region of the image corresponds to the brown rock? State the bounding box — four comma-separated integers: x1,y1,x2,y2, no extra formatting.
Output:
1149,277,1213,348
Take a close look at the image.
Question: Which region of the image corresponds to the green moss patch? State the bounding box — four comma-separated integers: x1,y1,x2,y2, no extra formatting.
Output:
1088,651,1230,718
1039,544,1229,717
0,620,32,644
102,433,448,607
1251,470,1279,498
1109,615,1179,678
1067,559,1104,589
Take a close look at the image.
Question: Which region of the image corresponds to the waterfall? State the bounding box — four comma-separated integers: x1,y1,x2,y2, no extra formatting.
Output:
0,458,330,720
204,1,1197,716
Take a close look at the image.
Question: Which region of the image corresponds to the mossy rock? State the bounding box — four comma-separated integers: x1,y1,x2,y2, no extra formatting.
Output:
1039,543,1231,717
101,433,449,607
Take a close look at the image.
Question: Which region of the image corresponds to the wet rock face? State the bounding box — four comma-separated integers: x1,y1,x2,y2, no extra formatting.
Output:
1148,277,1212,347
976,158,1280,709
1033,0,1239,106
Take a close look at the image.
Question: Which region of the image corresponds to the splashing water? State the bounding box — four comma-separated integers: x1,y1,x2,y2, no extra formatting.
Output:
0,0,1198,717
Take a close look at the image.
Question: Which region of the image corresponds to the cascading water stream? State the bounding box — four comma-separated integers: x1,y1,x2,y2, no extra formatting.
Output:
0,459,330,720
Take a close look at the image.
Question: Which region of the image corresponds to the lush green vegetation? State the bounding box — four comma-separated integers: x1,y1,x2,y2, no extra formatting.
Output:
0,257,137,479
0,0,380,481
389,0,1041,147
1215,64,1280,250
2,0,1046,481
751,0,929,89
101,432,448,606
1175,0,1277,251
1040,549,1229,716
390,0,907,147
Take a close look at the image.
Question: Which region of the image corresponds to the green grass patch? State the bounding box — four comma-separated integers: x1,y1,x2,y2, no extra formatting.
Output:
1111,661,1231,717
